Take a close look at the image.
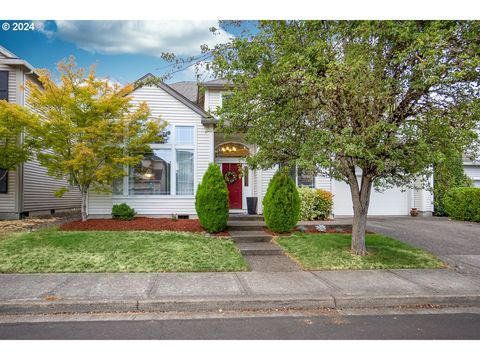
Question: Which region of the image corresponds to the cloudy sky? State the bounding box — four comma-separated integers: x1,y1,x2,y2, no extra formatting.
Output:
0,20,256,84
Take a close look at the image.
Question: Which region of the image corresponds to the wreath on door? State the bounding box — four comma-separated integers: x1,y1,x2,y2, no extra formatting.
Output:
224,171,238,184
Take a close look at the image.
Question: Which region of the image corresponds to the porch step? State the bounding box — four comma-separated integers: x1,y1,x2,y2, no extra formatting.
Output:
227,221,266,232
236,242,284,256
229,231,272,243
228,215,265,222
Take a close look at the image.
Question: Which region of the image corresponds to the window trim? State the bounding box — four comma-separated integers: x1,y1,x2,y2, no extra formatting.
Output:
0,71,8,102
0,169,8,194
281,164,316,188
117,124,197,198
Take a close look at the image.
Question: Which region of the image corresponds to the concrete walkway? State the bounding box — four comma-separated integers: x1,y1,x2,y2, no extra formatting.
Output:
1,269,480,315
228,215,301,272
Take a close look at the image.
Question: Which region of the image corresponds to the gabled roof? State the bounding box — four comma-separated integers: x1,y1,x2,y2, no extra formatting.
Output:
133,73,214,124
0,45,37,75
169,81,198,103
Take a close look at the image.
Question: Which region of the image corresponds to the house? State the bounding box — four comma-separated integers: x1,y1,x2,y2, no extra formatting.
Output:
87,74,437,218
0,46,81,219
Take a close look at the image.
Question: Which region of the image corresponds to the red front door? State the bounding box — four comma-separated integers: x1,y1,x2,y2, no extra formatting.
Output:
222,163,242,209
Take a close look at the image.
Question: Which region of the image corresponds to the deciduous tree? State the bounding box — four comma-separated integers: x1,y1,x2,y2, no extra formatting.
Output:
0,100,38,180
28,58,165,221
204,21,480,254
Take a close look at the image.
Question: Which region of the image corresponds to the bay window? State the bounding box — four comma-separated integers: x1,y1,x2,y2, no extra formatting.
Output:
118,125,195,196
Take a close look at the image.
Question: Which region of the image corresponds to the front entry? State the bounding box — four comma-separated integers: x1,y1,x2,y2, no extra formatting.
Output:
222,163,242,209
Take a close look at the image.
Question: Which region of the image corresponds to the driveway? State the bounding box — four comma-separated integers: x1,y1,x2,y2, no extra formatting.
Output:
366,216,480,274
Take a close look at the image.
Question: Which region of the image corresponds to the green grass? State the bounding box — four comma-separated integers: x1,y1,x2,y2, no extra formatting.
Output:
0,229,249,273
276,233,445,270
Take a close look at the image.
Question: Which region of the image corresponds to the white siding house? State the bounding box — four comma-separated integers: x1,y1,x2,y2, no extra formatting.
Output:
86,76,435,218
0,46,81,219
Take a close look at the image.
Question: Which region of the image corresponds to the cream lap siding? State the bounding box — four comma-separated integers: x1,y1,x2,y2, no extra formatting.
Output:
315,175,332,192
206,90,222,114
88,85,212,217
0,170,16,213
257,166,278,214
22,158,82,212
0,65,18,217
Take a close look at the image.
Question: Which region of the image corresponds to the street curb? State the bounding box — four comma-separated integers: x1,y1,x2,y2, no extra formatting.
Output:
1,294,480,315
334,294,480,308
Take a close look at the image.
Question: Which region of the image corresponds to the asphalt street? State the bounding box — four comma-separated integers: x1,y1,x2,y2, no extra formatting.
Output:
1,311,479,339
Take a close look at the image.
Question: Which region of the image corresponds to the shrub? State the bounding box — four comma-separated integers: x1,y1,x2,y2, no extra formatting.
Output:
263,169,300,233
444,187,480,222
434,153,472,216
298,187,334,221
111,203,136,220
195,163,229,233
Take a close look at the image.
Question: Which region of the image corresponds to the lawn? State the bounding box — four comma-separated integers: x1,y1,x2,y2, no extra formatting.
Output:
0,229,249,273
276,233,445,270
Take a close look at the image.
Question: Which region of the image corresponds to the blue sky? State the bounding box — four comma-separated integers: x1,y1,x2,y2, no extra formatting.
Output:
0,20,257,84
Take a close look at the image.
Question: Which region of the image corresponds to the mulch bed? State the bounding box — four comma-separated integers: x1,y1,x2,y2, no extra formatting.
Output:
60,217,230,236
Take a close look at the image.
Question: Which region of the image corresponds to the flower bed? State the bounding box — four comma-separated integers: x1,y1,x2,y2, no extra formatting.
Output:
60,217,229,235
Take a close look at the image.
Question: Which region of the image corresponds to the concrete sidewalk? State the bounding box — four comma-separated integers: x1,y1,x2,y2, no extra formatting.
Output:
1,269,480,315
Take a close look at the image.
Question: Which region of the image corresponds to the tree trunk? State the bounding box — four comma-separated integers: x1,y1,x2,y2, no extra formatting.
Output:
348,173,373,256
80,186,88,222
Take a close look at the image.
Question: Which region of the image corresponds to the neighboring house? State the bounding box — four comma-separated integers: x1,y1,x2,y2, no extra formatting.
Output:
87,74,436,217
463,156,480,188
0,46,81,220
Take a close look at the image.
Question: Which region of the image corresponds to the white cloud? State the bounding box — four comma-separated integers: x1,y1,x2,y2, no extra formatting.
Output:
35,20,232,57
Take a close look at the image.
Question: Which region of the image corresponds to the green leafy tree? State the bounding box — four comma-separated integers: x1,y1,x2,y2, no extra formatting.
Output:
195,163,229,232
200,20,480,254
433,153,472,216
28,58,165,221
0,100,38,180
263,170,300,233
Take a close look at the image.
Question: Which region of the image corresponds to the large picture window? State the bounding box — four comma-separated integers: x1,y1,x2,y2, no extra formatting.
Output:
129,149,172,195
121,125,195,197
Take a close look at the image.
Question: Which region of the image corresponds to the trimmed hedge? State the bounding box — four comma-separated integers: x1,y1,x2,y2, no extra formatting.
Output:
444,187,480,222
433,153,472,216
263,169,300,233
195,163,229,233
111,203,136,220
298,187,333,220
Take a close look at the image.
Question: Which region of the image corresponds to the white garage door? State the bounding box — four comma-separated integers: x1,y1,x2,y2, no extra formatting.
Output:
333,180,410,216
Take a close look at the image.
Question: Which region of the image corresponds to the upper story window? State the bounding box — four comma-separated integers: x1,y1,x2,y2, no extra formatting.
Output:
175,126,194,145
0,71,8,101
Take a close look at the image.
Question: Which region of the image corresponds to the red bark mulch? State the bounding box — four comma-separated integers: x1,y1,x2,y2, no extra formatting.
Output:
60,217,230,236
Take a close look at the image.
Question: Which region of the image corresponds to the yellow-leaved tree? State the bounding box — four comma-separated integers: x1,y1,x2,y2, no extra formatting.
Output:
28,57,165,221
0,100,38,181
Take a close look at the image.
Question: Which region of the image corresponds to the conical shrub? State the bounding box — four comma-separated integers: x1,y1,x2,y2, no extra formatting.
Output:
263,169,300,233
195,163,229,232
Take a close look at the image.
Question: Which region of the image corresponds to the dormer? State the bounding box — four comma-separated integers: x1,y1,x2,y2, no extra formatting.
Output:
199,79,229,116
